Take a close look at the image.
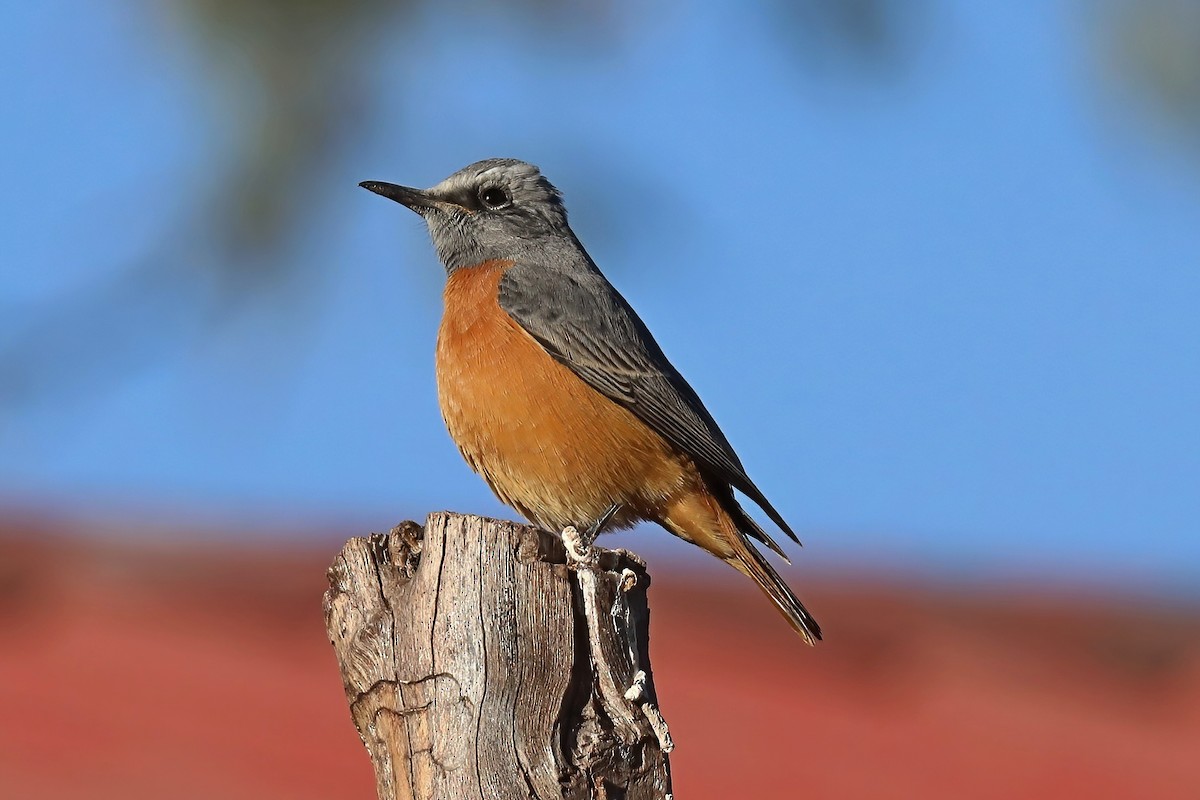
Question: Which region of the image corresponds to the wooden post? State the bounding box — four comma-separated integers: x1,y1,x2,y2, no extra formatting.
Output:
323,512,674,800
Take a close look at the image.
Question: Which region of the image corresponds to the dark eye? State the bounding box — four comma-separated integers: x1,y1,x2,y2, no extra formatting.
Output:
479,186,511,209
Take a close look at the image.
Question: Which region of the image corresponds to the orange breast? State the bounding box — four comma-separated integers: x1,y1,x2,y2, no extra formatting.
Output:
435,260,695,532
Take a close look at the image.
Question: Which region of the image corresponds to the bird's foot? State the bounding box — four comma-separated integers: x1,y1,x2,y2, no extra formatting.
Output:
563,503,622,566
561,525,597,566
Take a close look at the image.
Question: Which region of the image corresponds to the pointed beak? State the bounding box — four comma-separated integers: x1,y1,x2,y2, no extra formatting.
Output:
359,181,439,215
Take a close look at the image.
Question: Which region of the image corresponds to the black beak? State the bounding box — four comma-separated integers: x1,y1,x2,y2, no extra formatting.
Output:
359,181,438,214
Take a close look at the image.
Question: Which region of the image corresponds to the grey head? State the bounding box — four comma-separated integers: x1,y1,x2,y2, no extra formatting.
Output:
360,158,575,273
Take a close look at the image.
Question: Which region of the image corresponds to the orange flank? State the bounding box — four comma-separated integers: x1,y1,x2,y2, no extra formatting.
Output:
436,258,691,533
435,258,816,641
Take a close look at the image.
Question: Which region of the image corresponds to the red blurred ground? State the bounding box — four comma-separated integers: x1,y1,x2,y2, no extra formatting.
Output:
1,517,1197,799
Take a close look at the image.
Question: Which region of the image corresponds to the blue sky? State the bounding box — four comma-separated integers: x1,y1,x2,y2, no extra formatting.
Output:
3,2,1198,594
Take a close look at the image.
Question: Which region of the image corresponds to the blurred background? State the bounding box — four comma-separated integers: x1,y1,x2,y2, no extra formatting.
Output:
2,0,1199,797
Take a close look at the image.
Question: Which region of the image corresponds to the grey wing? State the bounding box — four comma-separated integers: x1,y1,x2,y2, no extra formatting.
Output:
498,261,800,547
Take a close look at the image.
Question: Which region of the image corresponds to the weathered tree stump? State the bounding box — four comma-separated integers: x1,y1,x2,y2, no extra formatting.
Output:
323,511,673,800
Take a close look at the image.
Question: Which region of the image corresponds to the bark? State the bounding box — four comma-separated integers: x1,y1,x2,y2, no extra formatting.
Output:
324,512,673,800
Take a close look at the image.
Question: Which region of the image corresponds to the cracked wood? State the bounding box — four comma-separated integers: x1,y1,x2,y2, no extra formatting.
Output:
324,512,673,800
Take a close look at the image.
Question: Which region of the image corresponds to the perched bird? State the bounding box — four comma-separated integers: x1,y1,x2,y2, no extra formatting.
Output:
361,159,821,643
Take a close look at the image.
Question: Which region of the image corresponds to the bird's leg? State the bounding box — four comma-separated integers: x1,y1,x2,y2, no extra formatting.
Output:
562,503,622,565
588,502,622,539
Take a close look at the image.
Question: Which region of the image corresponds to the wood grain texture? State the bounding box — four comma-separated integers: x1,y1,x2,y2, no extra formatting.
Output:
324,512,673,800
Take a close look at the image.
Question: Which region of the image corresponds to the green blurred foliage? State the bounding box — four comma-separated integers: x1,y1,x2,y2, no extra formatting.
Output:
1095,0,1200,140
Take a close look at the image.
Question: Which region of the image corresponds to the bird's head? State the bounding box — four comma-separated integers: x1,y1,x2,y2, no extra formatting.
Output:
361,158,570,273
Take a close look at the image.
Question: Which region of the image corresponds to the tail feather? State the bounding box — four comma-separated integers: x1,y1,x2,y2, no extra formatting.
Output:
659,484,821,643
726,499,792,564
725,527,822,645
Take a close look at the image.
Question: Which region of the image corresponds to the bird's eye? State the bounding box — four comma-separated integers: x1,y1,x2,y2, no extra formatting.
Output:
479,186,511,209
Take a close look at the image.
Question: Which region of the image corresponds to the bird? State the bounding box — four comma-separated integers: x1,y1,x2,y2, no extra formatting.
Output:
360,158,821,644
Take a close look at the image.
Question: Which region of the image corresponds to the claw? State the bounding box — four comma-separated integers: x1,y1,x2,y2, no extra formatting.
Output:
564,503,622,566
562,526,596,565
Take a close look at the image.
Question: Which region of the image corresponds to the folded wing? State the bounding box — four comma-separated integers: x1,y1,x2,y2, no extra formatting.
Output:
497,260,800,551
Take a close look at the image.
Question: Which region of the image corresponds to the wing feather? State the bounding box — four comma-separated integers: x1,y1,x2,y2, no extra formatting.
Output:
498,261,799,546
